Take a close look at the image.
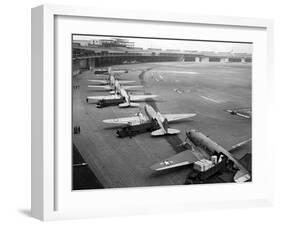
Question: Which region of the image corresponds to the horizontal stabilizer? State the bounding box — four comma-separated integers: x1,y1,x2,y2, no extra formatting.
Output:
167,128,181,135
234,170,251,183
119,102,140,108
151,129,166,136
151,128,180,136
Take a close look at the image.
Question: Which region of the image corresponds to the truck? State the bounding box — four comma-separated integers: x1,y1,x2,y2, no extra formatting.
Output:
96,97,125,108
116,119,160,138
185,156,228,184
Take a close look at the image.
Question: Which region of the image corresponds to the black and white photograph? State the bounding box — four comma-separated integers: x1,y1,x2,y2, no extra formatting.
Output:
72,34,252,190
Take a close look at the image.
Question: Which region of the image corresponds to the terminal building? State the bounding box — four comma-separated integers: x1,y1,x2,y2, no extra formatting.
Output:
72,38,252,76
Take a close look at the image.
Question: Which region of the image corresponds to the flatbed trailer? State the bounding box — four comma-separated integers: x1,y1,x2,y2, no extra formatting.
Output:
116,120,159,138
198,158,227,180
185,158,228,184
96,97,125,108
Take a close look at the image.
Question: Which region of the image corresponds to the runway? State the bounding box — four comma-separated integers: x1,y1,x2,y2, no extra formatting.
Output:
72,62,252,189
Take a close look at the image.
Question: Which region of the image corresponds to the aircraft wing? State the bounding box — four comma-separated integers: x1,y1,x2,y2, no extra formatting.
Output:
88,79,108,84
103,116,147,125
235,112,251,119
122,85,143,90
150,150,201,171
87,95,120,100
113,69,128,74
130,94,158,101
228,138,251,153
88,85,112,90
118,81,136,84
163,113,196,122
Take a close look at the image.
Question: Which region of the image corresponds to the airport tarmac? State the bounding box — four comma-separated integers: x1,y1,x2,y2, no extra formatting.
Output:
72,62,252,189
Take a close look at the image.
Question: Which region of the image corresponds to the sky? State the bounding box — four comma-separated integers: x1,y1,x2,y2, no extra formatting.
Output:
73,35,252,54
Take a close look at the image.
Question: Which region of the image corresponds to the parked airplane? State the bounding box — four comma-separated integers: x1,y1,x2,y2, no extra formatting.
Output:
88,70,142,94
226,108,252,119
87,85,157,107
150,129,251,183
103,104,196,135
88,77,142,93
94,67,128,75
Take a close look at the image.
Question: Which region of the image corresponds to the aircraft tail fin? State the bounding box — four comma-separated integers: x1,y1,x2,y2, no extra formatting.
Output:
151,128,180,136
118,102,140,108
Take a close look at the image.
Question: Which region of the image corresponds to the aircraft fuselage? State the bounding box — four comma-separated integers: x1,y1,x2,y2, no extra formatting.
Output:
144,105,167,132
186,130,249,175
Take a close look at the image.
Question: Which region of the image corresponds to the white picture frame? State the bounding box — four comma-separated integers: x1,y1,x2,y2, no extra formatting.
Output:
31,4,274,221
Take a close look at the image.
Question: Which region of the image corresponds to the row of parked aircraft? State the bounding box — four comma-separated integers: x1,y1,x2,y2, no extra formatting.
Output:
103,106,251,182
85,67,251,183
86,67,158,107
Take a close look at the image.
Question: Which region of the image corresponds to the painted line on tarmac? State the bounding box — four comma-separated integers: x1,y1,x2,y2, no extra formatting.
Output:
200,95,222,104
153,70,199,75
